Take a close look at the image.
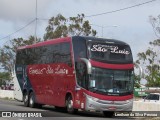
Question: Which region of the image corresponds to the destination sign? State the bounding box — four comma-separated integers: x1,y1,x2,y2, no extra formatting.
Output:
90,44,130,55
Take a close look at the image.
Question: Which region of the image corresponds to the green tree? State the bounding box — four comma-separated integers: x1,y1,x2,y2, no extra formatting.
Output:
149,15,160,38
44,14,97,40
134,74,141,88
0,36,41,78
136,40,160,87
135,15,160,87
0,72,11,86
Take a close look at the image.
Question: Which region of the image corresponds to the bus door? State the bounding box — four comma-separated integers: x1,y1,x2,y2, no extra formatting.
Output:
15,65,28,101
14,66,23,101
74,62,88,109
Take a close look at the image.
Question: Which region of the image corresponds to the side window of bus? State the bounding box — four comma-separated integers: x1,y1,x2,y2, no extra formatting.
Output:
47,42,72,66
73,39,87,61
16,50,25,64
22,42,72,65
53,44,60,63
46,45,54,63
18,49,27,65
26,48,33,64
16,51,21,64
76,62,87,89
39,46,45,63
29,48,40,64
60,43,72,67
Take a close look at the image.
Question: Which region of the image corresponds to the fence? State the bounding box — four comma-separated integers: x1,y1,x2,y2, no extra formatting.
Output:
1,89,160,111
133,101,160,111
0,90,14,99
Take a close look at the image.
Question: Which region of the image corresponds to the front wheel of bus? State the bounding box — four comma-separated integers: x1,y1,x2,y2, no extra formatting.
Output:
23,92,29,107
66,96,78,114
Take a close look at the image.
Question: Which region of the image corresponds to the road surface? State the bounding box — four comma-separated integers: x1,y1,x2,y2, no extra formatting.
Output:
0,98,138,120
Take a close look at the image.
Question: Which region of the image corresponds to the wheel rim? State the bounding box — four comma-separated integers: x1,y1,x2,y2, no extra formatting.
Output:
30,96,33,105
24,94,28,103
67,98,73,112
68,100,73,109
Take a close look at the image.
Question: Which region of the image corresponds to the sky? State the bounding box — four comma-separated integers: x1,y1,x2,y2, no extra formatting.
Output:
0,0,160,62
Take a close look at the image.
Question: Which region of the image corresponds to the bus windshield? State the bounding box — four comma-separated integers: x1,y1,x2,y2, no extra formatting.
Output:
89,67,134,95
88,42,133,64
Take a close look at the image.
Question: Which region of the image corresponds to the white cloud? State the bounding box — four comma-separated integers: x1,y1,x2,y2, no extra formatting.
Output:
0,0,160,58
0,0,54,21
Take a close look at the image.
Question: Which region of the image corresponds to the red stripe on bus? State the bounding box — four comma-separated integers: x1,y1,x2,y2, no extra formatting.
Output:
90,60,134,69
86,90,133,101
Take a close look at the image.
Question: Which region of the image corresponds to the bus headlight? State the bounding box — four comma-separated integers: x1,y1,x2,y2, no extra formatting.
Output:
126,99,132,103
92,97,99,102
86,94,99,102
84,93,99,102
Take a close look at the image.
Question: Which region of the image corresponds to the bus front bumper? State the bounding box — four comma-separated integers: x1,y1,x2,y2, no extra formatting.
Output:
85,94,133,112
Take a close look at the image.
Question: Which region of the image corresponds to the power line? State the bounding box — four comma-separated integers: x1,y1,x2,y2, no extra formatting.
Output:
86,0,157,17
0,19,36,41
37,18,49,21
0,0,157,41
38,0,157,19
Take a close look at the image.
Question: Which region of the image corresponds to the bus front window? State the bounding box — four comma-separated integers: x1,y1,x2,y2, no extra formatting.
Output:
88,42,133,64
89,67,134,95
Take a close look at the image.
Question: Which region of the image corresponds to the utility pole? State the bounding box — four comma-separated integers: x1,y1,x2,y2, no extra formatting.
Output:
34,0,37,43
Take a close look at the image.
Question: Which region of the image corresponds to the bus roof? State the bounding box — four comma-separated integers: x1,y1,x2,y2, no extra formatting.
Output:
17,36,129,50
17,36,71,50
73,36,129,45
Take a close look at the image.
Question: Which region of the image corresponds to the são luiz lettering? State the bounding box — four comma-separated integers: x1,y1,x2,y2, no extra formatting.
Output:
91,44,130,55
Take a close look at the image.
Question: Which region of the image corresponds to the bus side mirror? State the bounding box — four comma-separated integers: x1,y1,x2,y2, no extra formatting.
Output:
80,58,92,74
134,63,144,78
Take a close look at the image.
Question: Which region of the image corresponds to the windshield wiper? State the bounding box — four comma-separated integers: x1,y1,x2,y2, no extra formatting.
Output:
89,87,99,93
89,87,107,93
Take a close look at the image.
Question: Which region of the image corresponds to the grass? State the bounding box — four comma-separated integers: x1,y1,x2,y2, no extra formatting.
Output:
0,97,14,100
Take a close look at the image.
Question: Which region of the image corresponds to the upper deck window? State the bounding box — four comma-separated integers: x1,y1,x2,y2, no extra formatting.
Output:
88,41,133,64
16,42,71,66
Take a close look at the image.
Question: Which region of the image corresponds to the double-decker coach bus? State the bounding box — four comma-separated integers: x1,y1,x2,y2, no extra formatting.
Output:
15,36,135,117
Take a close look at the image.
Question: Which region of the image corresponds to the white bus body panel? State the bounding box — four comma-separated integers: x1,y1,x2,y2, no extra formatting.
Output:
13,73,23,101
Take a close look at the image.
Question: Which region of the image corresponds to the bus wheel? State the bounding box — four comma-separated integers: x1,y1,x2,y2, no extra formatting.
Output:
29,92,36,108
66,96,78,114
103,111,114,117
23,92,29,107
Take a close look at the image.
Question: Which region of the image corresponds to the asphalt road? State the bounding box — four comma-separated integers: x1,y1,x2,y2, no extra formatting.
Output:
0,98,137,120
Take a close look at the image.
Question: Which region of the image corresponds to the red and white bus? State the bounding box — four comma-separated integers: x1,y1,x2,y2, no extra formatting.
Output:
15,36,135,117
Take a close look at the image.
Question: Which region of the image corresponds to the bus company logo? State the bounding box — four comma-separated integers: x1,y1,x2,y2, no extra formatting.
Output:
91,44,130,55
29,65,68,75
2,112,11,117
110,101,115,104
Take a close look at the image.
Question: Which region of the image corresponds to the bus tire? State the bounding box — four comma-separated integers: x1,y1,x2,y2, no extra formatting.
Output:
29,92,36,108
23,92,29,107
103,111,114,117
66,96,78,114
